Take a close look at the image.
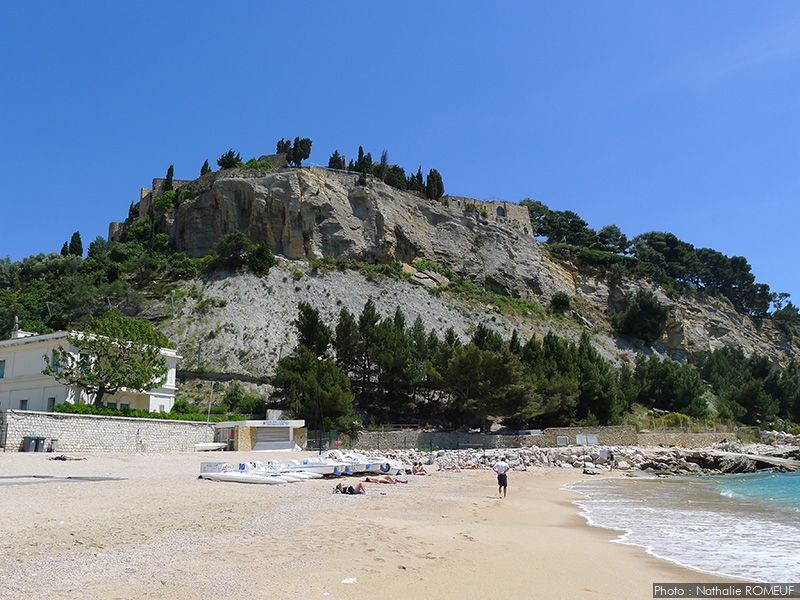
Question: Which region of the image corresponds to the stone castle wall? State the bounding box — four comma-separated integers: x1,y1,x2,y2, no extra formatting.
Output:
0,410,214,453
441,195,531,235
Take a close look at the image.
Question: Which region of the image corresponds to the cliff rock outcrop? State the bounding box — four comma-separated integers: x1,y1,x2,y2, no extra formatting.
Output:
125,166,797,369
162,168,542,300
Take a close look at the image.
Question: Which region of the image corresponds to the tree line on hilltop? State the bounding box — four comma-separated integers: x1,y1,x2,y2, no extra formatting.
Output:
521,198,800,329
199,138,447,200
327,146,445,199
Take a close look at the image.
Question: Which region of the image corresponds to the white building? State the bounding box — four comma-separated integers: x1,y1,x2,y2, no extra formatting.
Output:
0,328,181,413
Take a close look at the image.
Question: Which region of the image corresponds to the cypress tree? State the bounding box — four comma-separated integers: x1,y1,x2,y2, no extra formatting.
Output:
291,137,312,166
200,159,211,176
425,169,444,199
165,165,174,191
68,231,83,257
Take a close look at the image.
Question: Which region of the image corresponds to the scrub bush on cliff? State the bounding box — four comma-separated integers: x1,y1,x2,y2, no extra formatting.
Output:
613,289,668,346
217,149,242,170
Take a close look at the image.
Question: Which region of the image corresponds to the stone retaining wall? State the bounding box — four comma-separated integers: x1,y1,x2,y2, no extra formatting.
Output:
0,413,752,454
539,426,638,446
637,432,733,448
353,426,732,451
0,410,214,453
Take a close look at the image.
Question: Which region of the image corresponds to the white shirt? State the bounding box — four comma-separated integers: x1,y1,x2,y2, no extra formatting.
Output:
493,461,509,475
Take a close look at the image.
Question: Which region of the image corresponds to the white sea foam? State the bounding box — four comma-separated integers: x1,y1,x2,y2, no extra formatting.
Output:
567,474,800,582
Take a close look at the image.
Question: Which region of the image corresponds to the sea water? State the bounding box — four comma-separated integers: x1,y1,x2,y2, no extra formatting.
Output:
566,471,800,582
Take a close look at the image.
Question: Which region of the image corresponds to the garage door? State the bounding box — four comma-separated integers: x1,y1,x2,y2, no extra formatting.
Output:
253,427,293,451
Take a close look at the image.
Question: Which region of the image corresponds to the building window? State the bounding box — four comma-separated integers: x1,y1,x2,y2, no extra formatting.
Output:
497,206,506,217
20,399,28,410
106,401,116,409
47,397,56,412
120,403,129,410
51,351,60,374
79,352,90,374
0,359,5,378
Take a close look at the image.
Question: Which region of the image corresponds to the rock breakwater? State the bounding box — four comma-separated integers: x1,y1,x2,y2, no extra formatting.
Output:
380,442,800,476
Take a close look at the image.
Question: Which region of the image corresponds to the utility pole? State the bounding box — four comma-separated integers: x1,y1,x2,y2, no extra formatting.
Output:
317,356,323,454
206,382,215,423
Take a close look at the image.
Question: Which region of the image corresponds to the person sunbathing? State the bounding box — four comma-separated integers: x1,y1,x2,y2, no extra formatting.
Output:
335,482,367,495
363,475,408,484
49,455,87,461
411,462,430,475
437,463,461,472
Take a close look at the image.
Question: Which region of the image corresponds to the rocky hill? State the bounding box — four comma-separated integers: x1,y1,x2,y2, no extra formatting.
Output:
124,166,798,383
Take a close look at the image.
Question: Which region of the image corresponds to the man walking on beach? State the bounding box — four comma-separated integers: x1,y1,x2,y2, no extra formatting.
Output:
492,457,510,498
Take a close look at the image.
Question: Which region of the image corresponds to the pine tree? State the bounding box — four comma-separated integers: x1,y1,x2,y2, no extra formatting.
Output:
334,308,360,379
217,150,241,170
328,150,345,170
296,301,332,357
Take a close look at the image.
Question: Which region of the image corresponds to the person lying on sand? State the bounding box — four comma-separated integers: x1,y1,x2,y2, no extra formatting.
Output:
49,455,87,461
363,475,408,484
437,463,461,472
335,482,367,495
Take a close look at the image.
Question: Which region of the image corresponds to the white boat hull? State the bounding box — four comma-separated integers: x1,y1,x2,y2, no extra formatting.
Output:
195,442,227,452
199,472,287,484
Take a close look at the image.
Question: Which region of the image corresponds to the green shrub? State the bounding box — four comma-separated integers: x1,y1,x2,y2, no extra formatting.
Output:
613,289,668,345
550,291,571,313
242,158,274,170
249,243,275,276
53,401,239,422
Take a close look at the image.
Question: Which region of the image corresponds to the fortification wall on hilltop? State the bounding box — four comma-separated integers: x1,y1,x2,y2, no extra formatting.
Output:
440,195,532,235
139,177,197,217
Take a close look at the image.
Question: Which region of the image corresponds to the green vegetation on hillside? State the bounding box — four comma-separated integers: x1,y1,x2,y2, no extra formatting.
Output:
521,199,790,322
268,300,800,431
0,230,274,339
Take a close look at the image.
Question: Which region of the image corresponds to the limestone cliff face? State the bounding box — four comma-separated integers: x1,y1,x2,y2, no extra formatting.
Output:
539,253,800,367
167,168,542,300
139,166,797,369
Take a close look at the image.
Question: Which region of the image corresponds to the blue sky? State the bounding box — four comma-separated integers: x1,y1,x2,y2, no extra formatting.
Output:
2,2,798,304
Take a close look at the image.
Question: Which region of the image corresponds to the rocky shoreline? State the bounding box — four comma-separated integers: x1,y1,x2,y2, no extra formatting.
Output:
385,431,800,476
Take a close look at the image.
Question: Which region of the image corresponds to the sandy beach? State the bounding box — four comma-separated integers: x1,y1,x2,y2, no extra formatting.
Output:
0,451,738,600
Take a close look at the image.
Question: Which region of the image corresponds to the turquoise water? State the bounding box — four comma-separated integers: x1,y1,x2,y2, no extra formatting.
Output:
566,472,800,582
